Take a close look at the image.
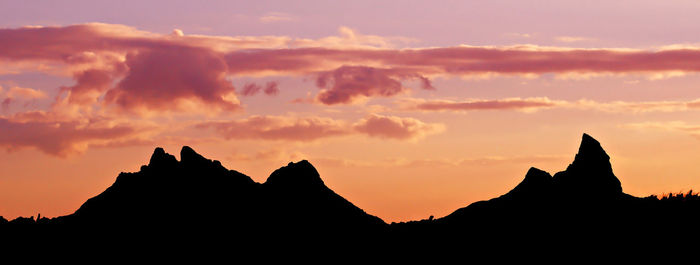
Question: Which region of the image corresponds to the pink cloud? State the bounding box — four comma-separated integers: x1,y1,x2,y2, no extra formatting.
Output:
7,23,700,112
686,101,700,109
315,66,406,105
197,114,444,141
263,82,280,96
259,12,297,24
222,46,700,77
239,81,279,96
0,24,242,113
352,114,445,140
0,24,112,61
3,23,700,79
1,98,12,112
60,69,116,105
404,98,560,112
622,121,700,140
196,115,350,141
0,117,137,157
240,83,260,96
4,86,47,99
104,46,240,112
0,86,49,113
400,97,700,113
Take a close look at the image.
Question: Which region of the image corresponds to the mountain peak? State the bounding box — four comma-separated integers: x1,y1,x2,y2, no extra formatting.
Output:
575,133,610,164
524,167,552,182
148,147,177,168
553,133,622,198
569,133,613,173
180,146,208,164
503,167,553,199
264,160,325,189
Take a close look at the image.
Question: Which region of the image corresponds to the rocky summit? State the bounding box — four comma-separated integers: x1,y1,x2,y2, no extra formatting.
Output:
552,133,623,198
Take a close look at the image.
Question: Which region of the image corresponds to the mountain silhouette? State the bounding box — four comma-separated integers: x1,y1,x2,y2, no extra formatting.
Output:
553,133,623,199
437,133,625,224
4,133,700,246
38,146,385,240
391,134,700,241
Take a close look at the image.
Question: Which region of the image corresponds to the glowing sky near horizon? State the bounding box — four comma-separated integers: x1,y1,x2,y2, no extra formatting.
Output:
3,0,700,222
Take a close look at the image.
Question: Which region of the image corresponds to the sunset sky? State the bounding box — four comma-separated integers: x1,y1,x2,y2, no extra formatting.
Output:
3,0,700,222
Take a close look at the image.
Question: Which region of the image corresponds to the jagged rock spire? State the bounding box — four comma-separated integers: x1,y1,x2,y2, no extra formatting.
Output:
552,133,622,198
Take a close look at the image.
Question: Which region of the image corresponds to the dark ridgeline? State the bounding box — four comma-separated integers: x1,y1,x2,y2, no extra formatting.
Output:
4,133,700,246
41,146,385,241
394,134,700,243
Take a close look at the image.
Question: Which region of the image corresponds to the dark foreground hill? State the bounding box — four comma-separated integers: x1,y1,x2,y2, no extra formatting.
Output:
4,133,700,247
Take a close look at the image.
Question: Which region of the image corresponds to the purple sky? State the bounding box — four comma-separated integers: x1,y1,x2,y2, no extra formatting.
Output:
4,1,700,222
3,0,700,48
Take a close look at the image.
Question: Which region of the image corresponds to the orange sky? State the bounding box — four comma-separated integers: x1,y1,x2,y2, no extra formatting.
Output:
2,1,700,222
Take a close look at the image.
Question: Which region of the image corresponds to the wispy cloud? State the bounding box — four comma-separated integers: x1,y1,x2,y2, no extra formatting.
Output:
554,36,596,43
259,12,297,23
3,86,47,99
397,97,700,113
0,117,140,157
399,97,560,112
502,33,532,38
302,154,567,168
196,114,444,142
622,121,700,139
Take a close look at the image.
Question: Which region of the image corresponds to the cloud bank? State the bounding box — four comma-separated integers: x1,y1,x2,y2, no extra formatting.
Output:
4,23,700,157
0,117,138,156
197,114,444,142
398,97,700,113
5,23,700,111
